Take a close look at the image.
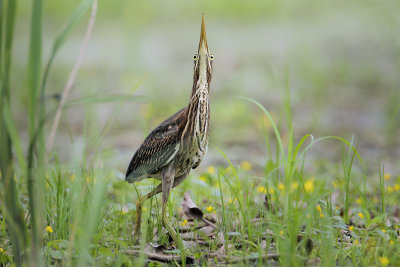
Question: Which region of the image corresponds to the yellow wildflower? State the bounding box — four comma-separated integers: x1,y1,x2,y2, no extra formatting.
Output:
394,184,400,191
316,205,322,213
206,206,213,212
199,176,207,182
279,230,284,237
387,186,394,193
70,174,75,182
358,212,364,218
257,186,267,194
0,248,3,253
354,239,359,245
389,240,394,245
181,219,188,226
381,229,386,233
240,161,252,171
291,182,298,190
356,198,362,204
379,256,389,266
121,208,128,215
269,188,275,195
278,183,285,191
384,173,391,181
45,226,53,233
207,166,215,174
304,179,314,193
228,198,237,204
349,226,354,231
332,181,337,188
319,213,324,218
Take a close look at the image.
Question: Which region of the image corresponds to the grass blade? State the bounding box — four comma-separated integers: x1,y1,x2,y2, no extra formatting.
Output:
0,1,27,265
46,0,98,155
27,0,43,264
40,0,95,99
2,101,27,171
65,94,143,108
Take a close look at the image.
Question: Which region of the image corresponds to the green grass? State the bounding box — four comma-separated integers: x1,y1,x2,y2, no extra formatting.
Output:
1,0,400,266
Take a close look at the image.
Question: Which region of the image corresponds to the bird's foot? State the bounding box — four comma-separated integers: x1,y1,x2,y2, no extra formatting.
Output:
163,221,190,255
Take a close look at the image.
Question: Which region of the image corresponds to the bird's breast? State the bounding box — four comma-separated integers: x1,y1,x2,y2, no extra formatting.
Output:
175,90,210,175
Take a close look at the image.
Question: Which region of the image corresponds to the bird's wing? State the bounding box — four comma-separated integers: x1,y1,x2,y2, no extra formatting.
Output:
125,109,185,183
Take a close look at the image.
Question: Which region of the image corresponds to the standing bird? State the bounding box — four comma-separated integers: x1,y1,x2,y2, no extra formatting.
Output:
125,16,213,246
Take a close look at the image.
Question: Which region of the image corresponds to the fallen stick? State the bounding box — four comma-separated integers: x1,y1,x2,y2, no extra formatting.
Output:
201,217,218,229
121,250,195,263
219,253,280,263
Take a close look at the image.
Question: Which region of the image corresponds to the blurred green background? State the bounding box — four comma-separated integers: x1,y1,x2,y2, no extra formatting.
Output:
12,0,400,175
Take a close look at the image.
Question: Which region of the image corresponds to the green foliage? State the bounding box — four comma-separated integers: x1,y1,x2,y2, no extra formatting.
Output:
0,0,399,266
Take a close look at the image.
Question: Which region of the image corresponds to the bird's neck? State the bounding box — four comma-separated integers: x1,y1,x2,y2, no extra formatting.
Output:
182,88,210,143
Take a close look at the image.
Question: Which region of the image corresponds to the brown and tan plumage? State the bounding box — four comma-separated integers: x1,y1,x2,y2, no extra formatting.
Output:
125,16,213,246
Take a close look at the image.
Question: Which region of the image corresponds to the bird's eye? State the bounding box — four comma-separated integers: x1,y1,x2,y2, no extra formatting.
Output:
210,54,214,60
193,54,198,60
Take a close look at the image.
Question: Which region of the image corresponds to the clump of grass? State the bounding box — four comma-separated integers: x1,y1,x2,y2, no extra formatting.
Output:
1,1,400,266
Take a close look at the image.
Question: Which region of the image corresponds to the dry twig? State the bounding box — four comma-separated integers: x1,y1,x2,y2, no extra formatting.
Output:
121,249,195,264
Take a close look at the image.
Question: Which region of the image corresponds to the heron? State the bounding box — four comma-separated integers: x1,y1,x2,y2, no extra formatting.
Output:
125,16,213,246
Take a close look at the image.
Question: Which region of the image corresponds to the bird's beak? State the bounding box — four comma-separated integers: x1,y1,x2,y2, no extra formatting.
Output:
198,15,208,57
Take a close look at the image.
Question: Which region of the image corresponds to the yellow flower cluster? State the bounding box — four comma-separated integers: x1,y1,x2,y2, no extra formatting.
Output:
45,226,53,233
387,183,400,193
240,161,252,171
207,166,215,175
257,186,267,194
199,176,207,182
379,256,389,266
316,205,322,213
228,198,237,204
181,219,188,226
304,179,314,193
277,183,285,191
316,205,324,218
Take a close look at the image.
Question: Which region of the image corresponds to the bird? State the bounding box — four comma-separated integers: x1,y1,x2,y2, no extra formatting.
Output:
125,15,213,247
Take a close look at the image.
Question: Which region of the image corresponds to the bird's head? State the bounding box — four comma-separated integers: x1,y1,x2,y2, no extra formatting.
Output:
192,15,213,94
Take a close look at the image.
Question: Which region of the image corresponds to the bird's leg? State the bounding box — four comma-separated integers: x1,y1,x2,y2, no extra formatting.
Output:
161,163,184,248
132,183,162,243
